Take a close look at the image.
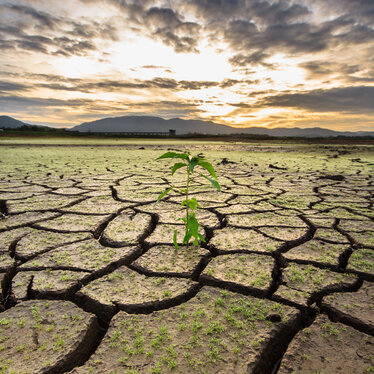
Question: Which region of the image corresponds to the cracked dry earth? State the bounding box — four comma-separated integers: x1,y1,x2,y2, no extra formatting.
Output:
0,144,374,374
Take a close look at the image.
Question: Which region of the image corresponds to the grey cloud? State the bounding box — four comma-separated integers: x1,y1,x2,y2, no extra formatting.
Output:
0,80,31,92
145,7,201,53
146,7,181,28
248,1,310,25
93,1,202,53
186,0,373,68
140,65,174,73
36,77,219,92
0,3,118,56
257,86,374,113
302,0,374,26
187,0,310,24
0,94,95,110
2,71,261,93
5,72,220,93
0,93,201,122
186,0,246,19
219,78,259,88
3,3,60,29
229,51,273,68
224,19,330,54
52,38,97,56
299,61,361,80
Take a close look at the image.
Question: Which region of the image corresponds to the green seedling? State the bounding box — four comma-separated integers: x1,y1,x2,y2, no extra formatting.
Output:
155,151,220,249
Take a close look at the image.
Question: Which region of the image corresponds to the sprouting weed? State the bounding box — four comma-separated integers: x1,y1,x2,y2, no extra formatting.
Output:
155,151,220,249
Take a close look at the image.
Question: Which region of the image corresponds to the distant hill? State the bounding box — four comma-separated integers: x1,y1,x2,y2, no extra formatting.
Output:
0,115,32,129
0,115,51,131
2,114,374,137
71,115,374,137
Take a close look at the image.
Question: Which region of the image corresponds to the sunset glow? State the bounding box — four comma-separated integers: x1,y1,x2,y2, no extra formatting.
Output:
0,0,373,130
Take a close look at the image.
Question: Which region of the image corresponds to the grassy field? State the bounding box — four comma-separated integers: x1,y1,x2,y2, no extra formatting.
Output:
0,143,373,373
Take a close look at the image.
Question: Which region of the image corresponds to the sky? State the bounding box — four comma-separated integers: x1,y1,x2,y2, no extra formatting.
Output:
0,0,374,131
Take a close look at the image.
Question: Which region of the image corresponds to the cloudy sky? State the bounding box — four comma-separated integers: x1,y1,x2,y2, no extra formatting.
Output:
0,0,373,130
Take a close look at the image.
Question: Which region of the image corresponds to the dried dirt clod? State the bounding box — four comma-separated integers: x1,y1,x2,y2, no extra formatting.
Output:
211,227,280,252
62,195,125,214
318,174,345,181
34,213,112,233
19,239,140,275
0,252,14,271
257,227,308,241
0,299,100,374
218,157,237,165
272,285,311,307
322,281,374,334
69,287,301,374
269,164,287,170
15,230,90,261
12,270,88,300
76,265,198,314
278,314,374,374
347,248,374,275
227,212,308,228
0,212,60,232
200,253,274,293
282,262,357,295
133,244,209,275
284,240,348,266
6,195,80,214
101,210,152,246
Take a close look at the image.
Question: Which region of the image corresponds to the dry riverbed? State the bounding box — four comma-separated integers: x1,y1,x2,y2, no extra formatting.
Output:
0,143,373,373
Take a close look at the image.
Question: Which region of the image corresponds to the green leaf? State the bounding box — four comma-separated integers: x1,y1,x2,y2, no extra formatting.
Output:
154,186,173,206
183,232,192,245
173,229,179,250
200,174,221,191
181,197,200,210
156,152,189,161
171,162,187,175
198,233,206,243
197,160,218,179
187,212,199,241
188,157,199,173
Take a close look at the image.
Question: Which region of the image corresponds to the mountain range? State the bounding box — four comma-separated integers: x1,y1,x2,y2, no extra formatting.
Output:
1,115,374,138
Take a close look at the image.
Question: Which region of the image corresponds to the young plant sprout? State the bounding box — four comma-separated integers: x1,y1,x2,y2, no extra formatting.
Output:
155,151,220,249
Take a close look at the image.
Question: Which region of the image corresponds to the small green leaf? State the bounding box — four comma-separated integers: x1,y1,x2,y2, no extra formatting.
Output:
181,197,200,210
154,186,173,206
187,213,199,241
197,160,218,179
156,152,189,160
198,233,206,243
171,162,186,175
173,230,179,250
189,157,199,173
183,232,192,245
200,174,221,191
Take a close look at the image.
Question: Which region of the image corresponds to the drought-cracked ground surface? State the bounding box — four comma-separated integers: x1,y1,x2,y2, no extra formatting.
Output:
0,143,373,374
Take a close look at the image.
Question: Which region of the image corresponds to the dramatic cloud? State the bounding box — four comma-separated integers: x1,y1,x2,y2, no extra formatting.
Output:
229,51,273,68
299,61,361,80
257,86,374,113
0,0,373,130
0,2,118,56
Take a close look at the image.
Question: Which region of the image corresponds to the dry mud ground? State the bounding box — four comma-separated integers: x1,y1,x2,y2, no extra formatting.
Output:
0,143,373,374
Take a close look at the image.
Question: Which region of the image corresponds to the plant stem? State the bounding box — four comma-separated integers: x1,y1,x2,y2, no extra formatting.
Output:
185,165,190,248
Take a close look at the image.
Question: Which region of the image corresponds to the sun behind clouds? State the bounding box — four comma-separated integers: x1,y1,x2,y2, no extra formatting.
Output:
0,0,373,131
